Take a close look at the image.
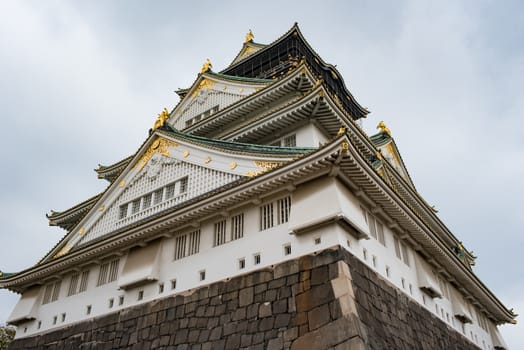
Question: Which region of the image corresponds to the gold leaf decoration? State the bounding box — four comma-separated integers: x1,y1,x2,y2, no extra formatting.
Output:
135,137,179,171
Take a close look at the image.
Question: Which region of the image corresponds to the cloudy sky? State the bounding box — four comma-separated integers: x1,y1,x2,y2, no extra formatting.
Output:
0,0,522,347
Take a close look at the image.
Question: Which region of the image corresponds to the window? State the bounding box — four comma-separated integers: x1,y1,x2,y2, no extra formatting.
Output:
97,259,119,286
366,212,377,239
239,258,246,269
260,203,274,230
409,284,413,295
362,248,368,261
372,255,377,268
68,271,89,296
165,183,176,199
314,237,321,245
153,188,163,205
142,193,152,209
179,177,188,193
138,290,144,301
131,198,141,214
199,270,206,281
97,263,109,286
214,220,227,246
277,196,291,224
51,281,61,302
79,270,89,292
171,279,177,290
86,305,92,315
109,298,114,308
401,243,410,266
67,274,79,296
376,221,386,246
401,278,406,289
108,259,119,282
61,313,66,322
393,236,402,259
187,230,200,255
254,253,261,265
231,213,244,240
158,283,164,294
284,244,291,256
118,296,124,306
385,266,391,278
37,321,41,329
283,134,296,147
43,284,53,304
119,204,128,219
174,234,187,260
53,316,57,325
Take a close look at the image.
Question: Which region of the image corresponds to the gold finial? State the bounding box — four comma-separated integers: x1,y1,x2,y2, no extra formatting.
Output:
377,121,392,136
153,108,170,130
245,29,254,43
337,127,346,136
200,58,212,74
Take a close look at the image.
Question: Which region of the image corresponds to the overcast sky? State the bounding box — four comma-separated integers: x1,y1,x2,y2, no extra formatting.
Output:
0,0,522,347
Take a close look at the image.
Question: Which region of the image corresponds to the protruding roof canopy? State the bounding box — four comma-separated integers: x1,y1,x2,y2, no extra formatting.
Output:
222,23,369,121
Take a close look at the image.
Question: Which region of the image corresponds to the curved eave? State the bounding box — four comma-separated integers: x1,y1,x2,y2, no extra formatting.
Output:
46,193,102,230
95,156,133,182
158,126,314,157
185,64,316,137
221,23,369,120
0,136,515,324
339,137,515,324
39,127,314,264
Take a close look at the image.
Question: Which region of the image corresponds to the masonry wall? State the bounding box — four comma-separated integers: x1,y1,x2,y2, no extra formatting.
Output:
9,246,480,350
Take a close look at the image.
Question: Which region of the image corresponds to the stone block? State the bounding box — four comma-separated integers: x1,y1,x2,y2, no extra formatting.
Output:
267,337,284,350
259,302,272,317
239,286,254,307
308,304,331,330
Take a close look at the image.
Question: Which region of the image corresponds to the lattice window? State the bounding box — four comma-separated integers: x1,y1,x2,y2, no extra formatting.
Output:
179,177,188,194
42,284,54,305
108,259,119,282
67,274,79,296
376,221,386,246
174,234,187,260
165,183,176,199
188,230,200,256
78,270,89,293
119,204,128,219
260,203,274,231
277,196,291,224
214,220,227,246
367,212,377,239
231,213,244,240
97,263,109,286
153,188,163,205
393,236,402,260
51,281,61,302
401,243,410,266
131,199,141,214
142,193,152,209
283,134,296,147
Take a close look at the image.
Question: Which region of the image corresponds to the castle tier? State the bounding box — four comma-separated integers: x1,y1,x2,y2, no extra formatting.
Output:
1,24,514,349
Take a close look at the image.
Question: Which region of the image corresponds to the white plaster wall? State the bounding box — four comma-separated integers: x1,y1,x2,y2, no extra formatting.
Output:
12,181,497,349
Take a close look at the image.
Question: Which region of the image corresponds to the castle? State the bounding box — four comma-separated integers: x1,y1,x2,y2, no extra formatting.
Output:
1,24,514,349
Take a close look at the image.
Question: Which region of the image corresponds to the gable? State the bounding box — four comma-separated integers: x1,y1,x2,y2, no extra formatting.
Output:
169,74,270,131
47,132,299,261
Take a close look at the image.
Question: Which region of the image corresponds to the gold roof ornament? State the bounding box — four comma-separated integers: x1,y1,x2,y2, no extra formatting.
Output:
200,58,212,74
377,121,392,136
337,127,346,136
245,29,254,43
153,108,170,130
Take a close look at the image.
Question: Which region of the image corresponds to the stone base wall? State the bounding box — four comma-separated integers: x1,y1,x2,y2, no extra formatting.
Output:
9,246,480,350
